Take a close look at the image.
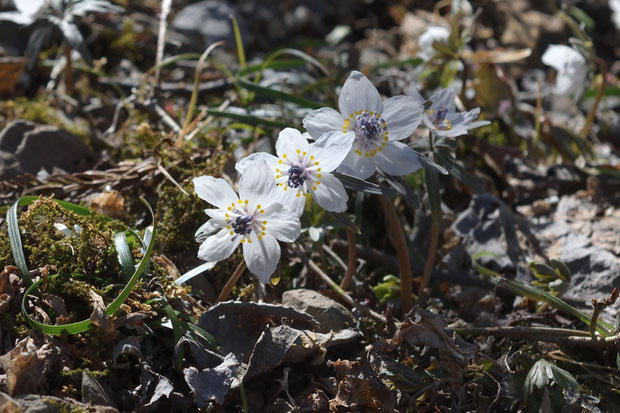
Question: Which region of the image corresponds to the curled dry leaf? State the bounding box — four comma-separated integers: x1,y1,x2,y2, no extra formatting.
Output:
389,306,476,373
88,290,116,335
0,338,60,396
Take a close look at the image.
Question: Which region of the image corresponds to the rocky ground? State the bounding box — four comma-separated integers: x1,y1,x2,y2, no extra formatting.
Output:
0,0,619,412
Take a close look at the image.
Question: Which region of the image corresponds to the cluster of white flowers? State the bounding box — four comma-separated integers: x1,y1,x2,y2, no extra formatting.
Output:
193,71,487,281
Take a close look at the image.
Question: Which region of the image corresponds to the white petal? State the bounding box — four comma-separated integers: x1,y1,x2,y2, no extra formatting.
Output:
337,147,377,180
198,228,240,262
338,71,383,116
193,176,239,210
309,173,348,213
310,131,355,172
243,233,280,283
422,115,437,132
195,221,217,242
302,107,345,140
261,203,301,242
428,88,456,112
383,95,424,141
542,45,585,72
238,161,277,207
406,82,426,104
462,107,481,125
374,141,422,176
235,152,278,175
273,185,306,216
275,127,309,159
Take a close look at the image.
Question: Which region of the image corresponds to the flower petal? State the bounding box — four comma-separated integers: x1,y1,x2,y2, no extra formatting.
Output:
193,176,239,210
383,95,424,141
198,228,240,262
375,141,422,176
310,172,348,212
337,146,377,180
302,107,345,140
338,71,383,116
235,152,279,175
243,233,280,283
273,184,306,217
275,127,309,159
406,82,426,104
542,45,585,72
310,130,355,172
238,161,277,207
261,203,301,242
428,88,456,112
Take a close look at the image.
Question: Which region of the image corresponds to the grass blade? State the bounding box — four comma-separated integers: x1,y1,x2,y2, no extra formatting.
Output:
114,232,134,281
237,78,322,109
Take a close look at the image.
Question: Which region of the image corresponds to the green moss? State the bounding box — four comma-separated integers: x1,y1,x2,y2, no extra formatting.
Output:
0,96,89,139
41,398,89,413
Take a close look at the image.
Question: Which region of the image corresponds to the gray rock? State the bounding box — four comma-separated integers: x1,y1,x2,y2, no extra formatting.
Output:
281,289,355,333
0,120,94,179
451,194,518,272
172,0,244,50
534,221,620,298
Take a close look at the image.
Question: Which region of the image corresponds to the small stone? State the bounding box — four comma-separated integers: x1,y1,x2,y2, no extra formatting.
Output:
282,289,355,333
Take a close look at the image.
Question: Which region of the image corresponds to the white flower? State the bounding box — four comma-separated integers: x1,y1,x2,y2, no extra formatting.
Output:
302,71,424,180
418,26,450,61
407,84,490,137
236,128,351,216
193,162,301,282
541,44,587,98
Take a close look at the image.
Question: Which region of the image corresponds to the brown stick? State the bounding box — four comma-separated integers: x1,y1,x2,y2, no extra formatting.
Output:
378,195,413,316
456,325,620,348
64,45,73,94
216,260,246,303
306,259,387,326
339,228,357,290
419,220,439,297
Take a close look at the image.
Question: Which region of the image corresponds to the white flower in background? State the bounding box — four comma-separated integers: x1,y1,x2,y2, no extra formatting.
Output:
303,71,424,180
0,0,48,24
236,128,351,216
407,84,490,137
418,26,450,61
193,162,301,282
541,44,587,98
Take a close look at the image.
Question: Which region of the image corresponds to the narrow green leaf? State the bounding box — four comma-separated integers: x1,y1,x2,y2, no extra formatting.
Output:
333,172,397,196
7,198,33,286
237,59,309,76
424,163,441,224
114,232,134,281
203,109,292,129
435,150,485,194
237,78,322,109
230,15,246,69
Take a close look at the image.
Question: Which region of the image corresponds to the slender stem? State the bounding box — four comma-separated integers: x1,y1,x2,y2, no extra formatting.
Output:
64,45,73,94
419,221,439,296
339,228,357,290
378,195,413,316
581,56,607,138
216,260,246,303
306,258,387,325
420,130,439,296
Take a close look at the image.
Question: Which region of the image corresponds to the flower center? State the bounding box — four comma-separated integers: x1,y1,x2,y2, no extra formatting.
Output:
343,111,389,157
231,214,253,235
276,153,322,195
427,106,452,131
225,201,267,242
287,165,307,188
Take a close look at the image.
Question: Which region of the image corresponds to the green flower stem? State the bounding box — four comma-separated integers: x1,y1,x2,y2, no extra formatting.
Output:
339,228,357,290
581,56,607,138
216,260,246,303
378,195,413,317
